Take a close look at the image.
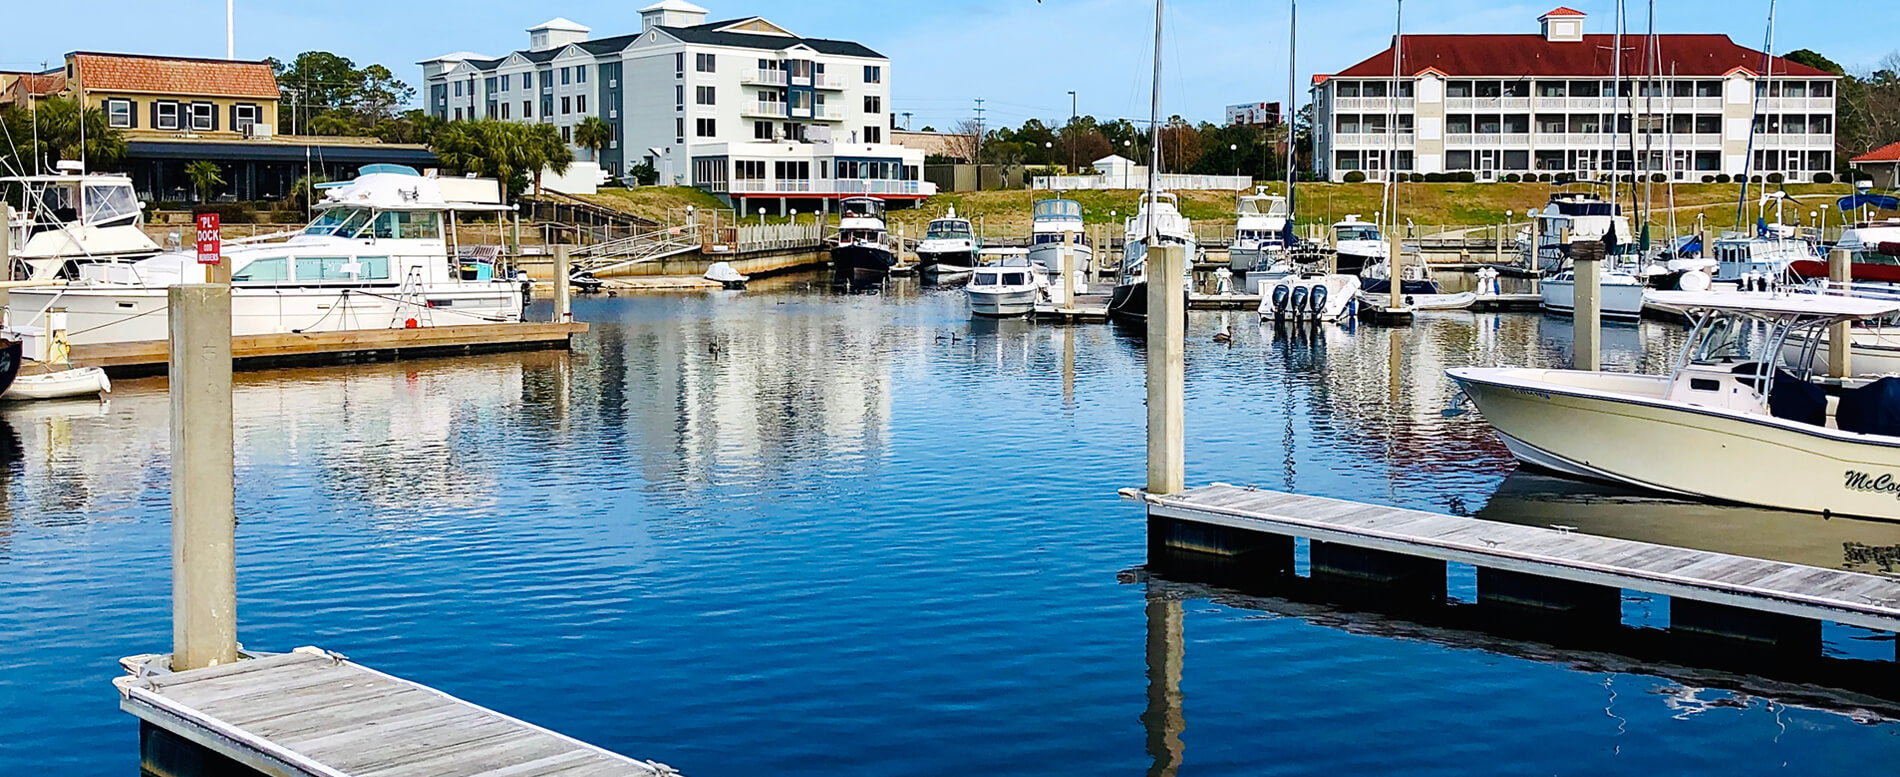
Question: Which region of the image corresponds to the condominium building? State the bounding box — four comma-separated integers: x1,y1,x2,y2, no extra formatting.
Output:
419,1,932,210
1312,7,1838,183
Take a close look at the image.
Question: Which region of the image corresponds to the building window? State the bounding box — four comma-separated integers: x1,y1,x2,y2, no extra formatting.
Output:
485,76,498,93
577,95,587,113
676,85,685,110
577,67,587,84
234,103,258,131
696,85,716,106
755,120,774,140
864,95,881,114
863,126,882,143
454,108,463,121
191,103,216,131
735,160,766,180
675,52,685,78
106,99,132,128
522,73,533,90
864,65,882,84
609,107,618,119
562,96,572,115
502,102,511,119
696,53,716,73
563,126,572,143
454,81,463,97
523,100,533,118
676,117,685,143
696,118,716,137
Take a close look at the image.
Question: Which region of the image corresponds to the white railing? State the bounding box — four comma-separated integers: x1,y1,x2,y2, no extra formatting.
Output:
816,107,846,121
747,101,789,118
745,69,788,86
1333,97,1415,112
1032,174,1252,191
735,223,824,253
1333,132,1415,148
816,74,847,89
1755,133,1833,149
570,223,702,274
727,179,937,196
1763,96,1833,113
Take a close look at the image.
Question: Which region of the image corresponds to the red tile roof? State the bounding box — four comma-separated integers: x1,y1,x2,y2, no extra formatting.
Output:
1853,142,1900,164
72,52,279,100
1329,34,1834,79
1540,7,1587,18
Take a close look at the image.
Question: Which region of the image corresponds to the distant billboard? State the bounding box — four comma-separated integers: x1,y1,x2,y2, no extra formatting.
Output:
1226,102,1284,127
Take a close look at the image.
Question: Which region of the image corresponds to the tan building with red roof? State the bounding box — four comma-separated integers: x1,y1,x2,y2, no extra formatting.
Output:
1851,142,1900,189
1311,7,1839,183
64,51,281,139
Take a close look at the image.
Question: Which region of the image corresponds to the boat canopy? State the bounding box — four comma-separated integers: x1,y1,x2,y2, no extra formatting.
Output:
1034,199,1083,221
315,169,512,213
1648,291,1900,323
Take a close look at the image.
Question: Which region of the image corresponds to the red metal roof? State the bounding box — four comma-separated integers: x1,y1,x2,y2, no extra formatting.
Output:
72,52,279,100
1328,34,1834,79
1853,142,1900,164
1539,7,1587,18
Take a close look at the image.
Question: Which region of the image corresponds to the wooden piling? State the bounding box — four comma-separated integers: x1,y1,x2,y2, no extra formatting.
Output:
1386,228,1403,311
1572,240,1603,371
553,244,572,324
1,204,10,284
1829,248,1852,378
1146,243,1185,496
168,285,237,671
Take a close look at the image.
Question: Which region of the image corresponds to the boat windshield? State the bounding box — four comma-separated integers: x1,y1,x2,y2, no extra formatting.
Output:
1689,316,1758,364
1034,199,1082,220
304,207,374,237
81,183,140,226
1336,226,1381,242
926,220,972,240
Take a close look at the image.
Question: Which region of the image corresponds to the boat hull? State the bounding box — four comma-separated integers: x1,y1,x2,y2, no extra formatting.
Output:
3,366,110,401
916,249,978,275
10,284,525,346
968,288,1040,317
1782,328,1900,377
1108,281,1148,322
1540,278,1646,320
0,340,20,399
831,244,896,284
1791,259,1900,285
1450,366,1900,519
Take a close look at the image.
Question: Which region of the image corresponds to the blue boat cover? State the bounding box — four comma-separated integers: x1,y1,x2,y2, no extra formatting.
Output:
1768,369,1829,427
1836,376,1900,437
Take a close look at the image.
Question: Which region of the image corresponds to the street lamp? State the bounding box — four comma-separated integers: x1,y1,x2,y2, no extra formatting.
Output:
758,207,766,226
790,208,799,226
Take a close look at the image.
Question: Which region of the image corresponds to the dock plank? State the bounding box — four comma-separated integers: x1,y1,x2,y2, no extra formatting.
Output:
1144,486,1900,633
116,649,670,777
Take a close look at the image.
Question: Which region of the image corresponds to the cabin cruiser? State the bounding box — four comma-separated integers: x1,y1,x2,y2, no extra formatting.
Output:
1540,269,1648,321
1524,194,1647,319
966,255,1048,317
1108,193,1196,322
915,208,979,278
1229,190,1291,274
1027,198,1093,279
1329,215,1385,275
830,197,899,285
1791,218,1900,285
4,162,161,280
1450,291,1900,520
1709,230,1817,284
7,166,525,346
0,328,20,398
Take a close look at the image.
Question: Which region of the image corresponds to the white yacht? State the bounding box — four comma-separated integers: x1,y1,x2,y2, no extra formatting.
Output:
1329,215,1385,275
1260,274,1361,322
5,162,161,280
830,197,899,286
8,166,525,346
1108,193,1196,322
1229,190,1291,274
1451,291,1900,520
915,208,979,278
1027,198,1093,280
966,255,1048,317
1528,194,1647,320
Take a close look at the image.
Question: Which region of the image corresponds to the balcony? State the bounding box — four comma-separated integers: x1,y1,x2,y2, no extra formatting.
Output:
1332,132,1413,149
1763,96,1834,113
1333,97,1415,112
727,179,937,196
815,73,847,90
1446,96,1532,111
744,69,788,86
745,101,789,118
1755,133,1834,149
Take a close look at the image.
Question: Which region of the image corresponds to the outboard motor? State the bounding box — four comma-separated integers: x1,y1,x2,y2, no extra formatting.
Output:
1308,282,1329,318
1289,284,1310,318
1271,282,1292,318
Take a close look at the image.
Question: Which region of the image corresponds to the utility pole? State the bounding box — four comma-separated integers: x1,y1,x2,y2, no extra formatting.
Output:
974,98,987,191
901,111,913,131
227,0,236,60
1068,90,1078,172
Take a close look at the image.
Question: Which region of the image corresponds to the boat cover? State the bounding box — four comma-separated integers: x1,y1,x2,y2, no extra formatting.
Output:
1836,377,1900,437
1769,369,1829,426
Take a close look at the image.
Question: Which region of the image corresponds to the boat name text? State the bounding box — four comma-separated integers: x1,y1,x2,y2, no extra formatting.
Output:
1843,471,1900,499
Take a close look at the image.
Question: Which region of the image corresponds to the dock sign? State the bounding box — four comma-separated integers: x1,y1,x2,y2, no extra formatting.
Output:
195,213,221,265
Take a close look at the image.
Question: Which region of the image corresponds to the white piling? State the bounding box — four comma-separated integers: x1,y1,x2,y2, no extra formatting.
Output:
553,245,572,324
169,285,238,671
1147,243,1185,496
1830,248,1852,378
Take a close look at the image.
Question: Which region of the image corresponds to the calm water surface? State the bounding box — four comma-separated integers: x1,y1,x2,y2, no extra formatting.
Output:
4,273,1898,775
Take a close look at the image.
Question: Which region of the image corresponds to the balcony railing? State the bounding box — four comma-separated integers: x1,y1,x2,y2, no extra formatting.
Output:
1333,97,1415,112
746,101,789,118
1754,133,1834,149
726,179,937,196
1762,96,1834,113
744,69,788,86
1333,132,1414,148
815,74,847,89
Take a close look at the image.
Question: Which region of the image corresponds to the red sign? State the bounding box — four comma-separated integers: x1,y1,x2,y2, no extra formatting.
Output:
195,213,222,265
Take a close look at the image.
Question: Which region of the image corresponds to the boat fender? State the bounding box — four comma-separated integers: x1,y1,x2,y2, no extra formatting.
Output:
1679,269,1712,292
1308,283,1329,315
1290,285,1309,316
1404,295,1417,307
1271,282,1291,314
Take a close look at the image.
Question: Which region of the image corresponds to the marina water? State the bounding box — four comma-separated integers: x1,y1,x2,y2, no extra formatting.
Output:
3,273,1897,775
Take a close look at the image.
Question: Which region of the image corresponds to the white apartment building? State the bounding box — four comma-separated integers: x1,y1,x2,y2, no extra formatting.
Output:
419,1,932,210
1312,7,1839,183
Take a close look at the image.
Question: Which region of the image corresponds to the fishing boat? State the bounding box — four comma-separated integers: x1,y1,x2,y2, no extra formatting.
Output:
3,367,109,401
1260,274,1360,322
1108,193,1196,322
966,255,1047,317
4,162,161,281
830,197,899,286
1359,254,1477,311
1329,216,1386,276
915,208,979,278
1229,190,1291,274
1450,291,1900,520
8,166,526,346
1026,198,1092,279
1540,269,1648,320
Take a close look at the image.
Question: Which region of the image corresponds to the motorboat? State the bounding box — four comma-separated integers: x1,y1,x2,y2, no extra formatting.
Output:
1540,269,1647,321
3,366,109,401
830,197,899,285
1709,231,1817,284
1329,215,1385,275
1522,193,1647,319
1027,198,1093,279
5,162,161,280
1260,274,1361,322
1108,193,1196,322
569,270,606,293
0,329,21,398
1229,190,1291,274
8,165,526,346
915,208,979,278
966,255,1048,317
704,262,748,290
1790,218,1900,284
1449,291,1900,519
1358,255,1477,311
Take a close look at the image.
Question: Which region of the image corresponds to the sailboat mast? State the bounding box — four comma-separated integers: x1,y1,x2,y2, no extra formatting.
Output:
1736,0,1776,231
1146,0,1164,242
1642,0,1656,233
1609,0,1623,209
1385,0,1403,230
1285,0,1297,210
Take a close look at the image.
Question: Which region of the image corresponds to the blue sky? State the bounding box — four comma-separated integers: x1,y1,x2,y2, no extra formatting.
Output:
5,0,1894,129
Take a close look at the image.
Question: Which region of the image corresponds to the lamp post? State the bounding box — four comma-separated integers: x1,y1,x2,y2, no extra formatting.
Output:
758,207,766,226
1123,139,1133,189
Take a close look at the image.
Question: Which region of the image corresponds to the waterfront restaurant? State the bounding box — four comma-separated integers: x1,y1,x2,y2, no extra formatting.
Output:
1310,7,1840,183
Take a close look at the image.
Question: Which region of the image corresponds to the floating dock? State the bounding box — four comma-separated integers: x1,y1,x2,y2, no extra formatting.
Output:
1469,293,1542,312
62,322,587,377
117,648,675,777
1134,484,1900,652
1187,293,1261,310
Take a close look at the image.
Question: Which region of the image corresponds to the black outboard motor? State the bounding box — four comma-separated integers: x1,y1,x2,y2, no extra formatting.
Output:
1308,283,1329,316
1290,285,1310,318
1271,282,1291,318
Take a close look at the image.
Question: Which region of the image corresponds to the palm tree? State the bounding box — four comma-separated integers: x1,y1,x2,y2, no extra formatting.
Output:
573,116,611,163
185,160,225,203
522,122,573,198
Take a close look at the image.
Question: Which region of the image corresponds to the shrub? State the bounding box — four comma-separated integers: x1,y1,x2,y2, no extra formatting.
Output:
1848,169,1874,183
1411,172,1428,183
1650,173,1668,183
193,203,257,224
1539,173,1553,182
1813,171,1834,184
1503,173,1520,183
1766,172,1785,184
1750,175,1764,184
1554,172,1576,184
1342,170,1367,183
271,210,307,224
1456,171,1477,183
1700,175,1715,183
1715,173,1732,183
627,161,659,186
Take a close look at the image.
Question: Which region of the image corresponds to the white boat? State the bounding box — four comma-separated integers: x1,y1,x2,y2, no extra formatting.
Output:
1710,232,1817,284
1450,291,1900,520
0,330,21,398
5,162,161,281
1109,193,1197,322
704,262,748,289
1229,190,1291,273
8,166,525,346
1359,257,1477,311
967,256,1047,317
1329,215,1385,275
916,208,979,277
3,367,110,401
1026,198,1093,280
1540,269,1647,320
1260,274,1361,322
830,197,899,285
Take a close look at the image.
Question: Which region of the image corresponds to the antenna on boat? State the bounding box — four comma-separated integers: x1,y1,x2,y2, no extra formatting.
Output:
1145,0,1163,243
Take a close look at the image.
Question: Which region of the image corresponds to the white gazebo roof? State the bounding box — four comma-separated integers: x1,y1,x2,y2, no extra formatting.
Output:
529,17,591,32
1095,154,1135,166
640,0,709,13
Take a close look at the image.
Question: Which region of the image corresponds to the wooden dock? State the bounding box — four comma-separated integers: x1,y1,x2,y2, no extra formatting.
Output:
1469,292,1542,312
1134,484,1900,637
117,648,676,777
1187,292,1261,310
62,322,587,376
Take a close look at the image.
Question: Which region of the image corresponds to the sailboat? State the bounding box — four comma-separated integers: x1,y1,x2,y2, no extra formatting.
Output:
1107,0,1188,323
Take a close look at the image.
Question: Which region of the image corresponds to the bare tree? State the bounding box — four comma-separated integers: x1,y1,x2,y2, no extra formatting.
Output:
939,119,982,163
